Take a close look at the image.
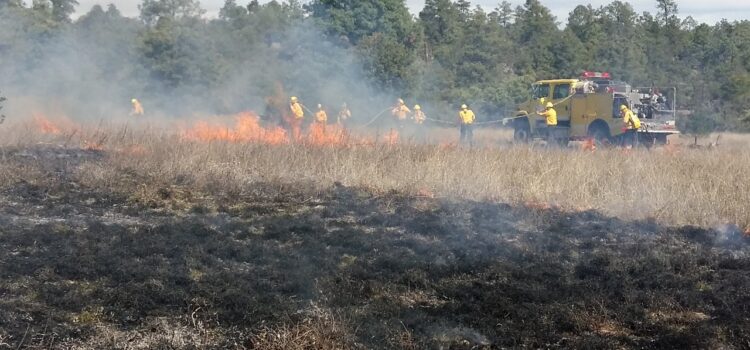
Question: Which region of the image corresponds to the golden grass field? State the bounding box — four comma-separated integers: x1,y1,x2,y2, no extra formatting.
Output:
1,117,747,231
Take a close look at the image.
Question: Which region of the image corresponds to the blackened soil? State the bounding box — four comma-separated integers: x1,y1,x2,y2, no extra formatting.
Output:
0,151,749,349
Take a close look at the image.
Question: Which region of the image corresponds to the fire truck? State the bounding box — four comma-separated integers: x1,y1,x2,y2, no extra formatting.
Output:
505,71,680,146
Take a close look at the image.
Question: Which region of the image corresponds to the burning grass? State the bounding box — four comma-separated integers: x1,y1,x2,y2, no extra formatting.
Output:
1,115,749,230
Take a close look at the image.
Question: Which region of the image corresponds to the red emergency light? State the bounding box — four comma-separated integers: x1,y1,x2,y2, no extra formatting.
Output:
581,71,611,79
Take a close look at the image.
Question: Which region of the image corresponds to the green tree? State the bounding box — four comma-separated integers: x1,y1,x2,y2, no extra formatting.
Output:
513,0,558,76
307,0,414,45
139,0,205,26
51,0,78,22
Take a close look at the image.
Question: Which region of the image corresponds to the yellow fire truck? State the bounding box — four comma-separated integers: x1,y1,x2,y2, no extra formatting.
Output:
506,72,679,146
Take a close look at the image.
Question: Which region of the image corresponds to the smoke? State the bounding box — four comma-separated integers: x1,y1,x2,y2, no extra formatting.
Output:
0,5,400,127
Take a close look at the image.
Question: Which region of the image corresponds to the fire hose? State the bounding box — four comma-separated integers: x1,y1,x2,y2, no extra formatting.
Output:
361,107,394,127
424,117,505,126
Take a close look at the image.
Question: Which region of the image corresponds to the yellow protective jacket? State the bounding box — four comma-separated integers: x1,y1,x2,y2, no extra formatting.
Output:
413,110,426,124
392,105,411,120
290,102,304,119
539,108,557,126
623,109,641,130
315,110,328,123
131,100,144,115
459,109,475,124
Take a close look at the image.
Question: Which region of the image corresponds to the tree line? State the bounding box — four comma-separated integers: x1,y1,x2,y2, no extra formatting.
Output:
1,0,749,132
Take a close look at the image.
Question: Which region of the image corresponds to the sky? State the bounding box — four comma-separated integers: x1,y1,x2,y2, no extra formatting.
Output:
74,0,750,25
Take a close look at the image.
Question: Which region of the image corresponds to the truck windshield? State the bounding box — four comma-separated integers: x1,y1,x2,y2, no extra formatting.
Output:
532,84,550,100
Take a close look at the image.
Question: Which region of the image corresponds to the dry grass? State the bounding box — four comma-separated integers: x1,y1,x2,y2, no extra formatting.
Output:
1,118,749,230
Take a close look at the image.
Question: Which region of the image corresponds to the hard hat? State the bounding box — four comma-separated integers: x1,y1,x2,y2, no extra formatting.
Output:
398,98,404,104
317,104,323,109
414,104,421,110
620,104,627,110
461,104,468,109
290,96,298,102
540,97,546,103
545,102,554,108
131,98,137,103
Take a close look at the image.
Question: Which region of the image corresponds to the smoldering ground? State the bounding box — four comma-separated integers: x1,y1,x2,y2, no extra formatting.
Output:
0,147,749,348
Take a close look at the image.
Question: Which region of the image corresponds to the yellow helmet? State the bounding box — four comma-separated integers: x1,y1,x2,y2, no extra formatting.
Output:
461,104,468,109
620,104,628,111
290,96,298,102
398,98,404,105
131,98,137,103
317,104,323,109
545,102,554,108
539,97,546,104
414,104,421,110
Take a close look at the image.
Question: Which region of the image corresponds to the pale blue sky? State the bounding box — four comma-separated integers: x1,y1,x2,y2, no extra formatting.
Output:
74,0,750,25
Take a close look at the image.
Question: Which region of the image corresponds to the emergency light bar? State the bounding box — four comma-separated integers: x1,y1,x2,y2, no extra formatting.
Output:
581,71,611,79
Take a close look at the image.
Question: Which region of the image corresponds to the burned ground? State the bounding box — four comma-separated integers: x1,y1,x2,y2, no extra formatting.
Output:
1,146,749,349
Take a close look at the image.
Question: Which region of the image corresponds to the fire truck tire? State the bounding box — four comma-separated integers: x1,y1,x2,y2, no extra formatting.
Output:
513,121,531,143
588,122,611,146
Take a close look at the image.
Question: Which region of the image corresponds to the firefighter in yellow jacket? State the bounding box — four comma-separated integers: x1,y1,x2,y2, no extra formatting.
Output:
391,98,411,129
412,105,426,125
538,102,558,145
130,98,144,116
315,104,328,124
289,96,304,140
314,104,328,135
620,104,641,148
458,104,475,145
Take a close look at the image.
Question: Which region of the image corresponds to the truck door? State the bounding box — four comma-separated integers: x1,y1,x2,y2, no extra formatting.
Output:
570,95,587,137
552,83,572,123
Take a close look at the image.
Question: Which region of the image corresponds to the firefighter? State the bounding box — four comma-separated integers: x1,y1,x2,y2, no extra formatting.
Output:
315,104,328,124
314,104,328,135
130,98,144,116
337,103,351,127
289,96,304,140
391,98,411,129
538,102,558,144
621,104,641,148
458,104,475,145
412,105,426,125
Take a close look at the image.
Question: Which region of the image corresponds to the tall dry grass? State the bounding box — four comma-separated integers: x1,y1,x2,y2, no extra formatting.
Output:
1,119,748,230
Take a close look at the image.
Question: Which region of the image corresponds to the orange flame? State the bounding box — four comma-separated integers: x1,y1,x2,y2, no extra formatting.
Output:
181,112,287,145
83,140,105,151
384,129,399,145
307,123,348,146
33,115,63,134
581,138,596,152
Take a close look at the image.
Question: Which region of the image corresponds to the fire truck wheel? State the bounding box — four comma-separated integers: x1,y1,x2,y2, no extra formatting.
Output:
588,124,611,146
513,120,531,143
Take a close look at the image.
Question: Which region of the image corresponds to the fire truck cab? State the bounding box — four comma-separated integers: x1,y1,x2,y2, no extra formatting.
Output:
507,71,679,146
